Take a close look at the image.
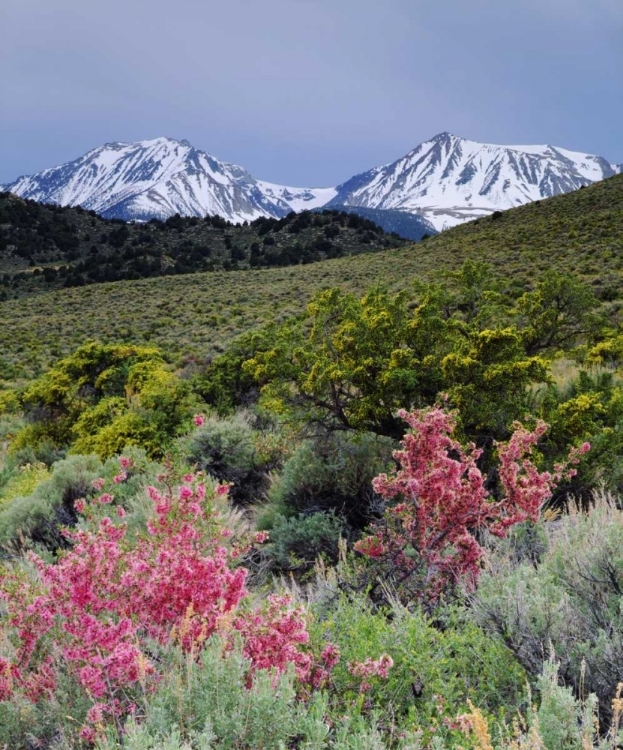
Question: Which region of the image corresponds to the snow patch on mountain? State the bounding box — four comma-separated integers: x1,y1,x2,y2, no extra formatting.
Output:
1,137,336,224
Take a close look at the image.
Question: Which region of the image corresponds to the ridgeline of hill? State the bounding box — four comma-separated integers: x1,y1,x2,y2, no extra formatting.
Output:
0,194,406,295
1,174,621,381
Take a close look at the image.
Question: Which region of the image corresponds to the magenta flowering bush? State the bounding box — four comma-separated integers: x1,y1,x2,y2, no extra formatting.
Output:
355,406,589,603
0,461,338,742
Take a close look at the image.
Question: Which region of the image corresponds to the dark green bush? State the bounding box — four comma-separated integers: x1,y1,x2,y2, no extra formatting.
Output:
264,432,394,529
181,412,268,505
263,511,344,573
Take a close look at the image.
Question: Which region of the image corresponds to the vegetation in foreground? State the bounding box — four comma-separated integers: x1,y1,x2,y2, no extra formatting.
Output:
1,264,623,747
1,177,623,747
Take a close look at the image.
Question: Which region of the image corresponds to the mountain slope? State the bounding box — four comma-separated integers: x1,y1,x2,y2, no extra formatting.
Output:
329,132,621,230
2,172,621,381
1,138,337,223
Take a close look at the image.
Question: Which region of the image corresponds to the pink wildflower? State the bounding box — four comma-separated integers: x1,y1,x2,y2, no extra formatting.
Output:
79,726,96,744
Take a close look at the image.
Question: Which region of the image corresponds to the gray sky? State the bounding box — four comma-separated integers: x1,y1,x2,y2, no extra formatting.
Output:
1,0,622,187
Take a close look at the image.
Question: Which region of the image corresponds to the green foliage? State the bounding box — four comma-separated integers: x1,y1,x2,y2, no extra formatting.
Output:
0,448,159,552
192,326,277,413
264,432,394,529
0,659,94,750
536,659,599,750
263,511,344,572
442,326,550,438
245,287,451,438
515,270,602,355
311,595,527,745
245,283,551,447
181,412,268,504
11,341,195,458
1,174,622,380
474,496,623,730
94,638,395,750
0,454,101,552
0,461,49,510
538,369,623,498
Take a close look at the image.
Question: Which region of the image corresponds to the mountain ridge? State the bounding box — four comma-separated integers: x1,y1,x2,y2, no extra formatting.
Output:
2,133,620,232
328,132,621,229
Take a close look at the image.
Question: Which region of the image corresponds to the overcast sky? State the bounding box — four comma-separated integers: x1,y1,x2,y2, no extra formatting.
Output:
1,0,621,187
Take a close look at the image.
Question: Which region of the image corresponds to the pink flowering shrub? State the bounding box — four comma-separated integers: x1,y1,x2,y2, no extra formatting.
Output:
355,406,589,603
348,654,394,693
0,461,336,742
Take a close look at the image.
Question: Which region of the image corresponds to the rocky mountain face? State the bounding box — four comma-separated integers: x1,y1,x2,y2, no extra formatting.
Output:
2,133,620,232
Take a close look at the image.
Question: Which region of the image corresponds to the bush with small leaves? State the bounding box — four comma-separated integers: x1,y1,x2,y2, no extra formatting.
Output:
181,412,268,505
265,432,394,530
473,494,623,731
262,511,344,574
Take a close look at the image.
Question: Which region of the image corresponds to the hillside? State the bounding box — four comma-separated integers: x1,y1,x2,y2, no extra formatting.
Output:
1,174,621,381
315,204,436,240
0,194,406,296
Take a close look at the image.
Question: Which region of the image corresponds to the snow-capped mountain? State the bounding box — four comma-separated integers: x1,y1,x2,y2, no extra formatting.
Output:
2,133,620,231
1,137,337,223
328,132,622,230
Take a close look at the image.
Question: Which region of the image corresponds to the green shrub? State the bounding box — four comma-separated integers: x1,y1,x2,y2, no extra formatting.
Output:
181,412,268,505
11,341,196,459
0,461,50,510
95,638,393,750
473,496,623,730
265,432,394,529
310,595,527,745
0,454,101,552
0,661,93,749
536,659,598,750
263,511,344,573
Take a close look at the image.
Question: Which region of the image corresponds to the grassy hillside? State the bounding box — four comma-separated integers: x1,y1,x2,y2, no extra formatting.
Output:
0,194,404,295
1,174,621,381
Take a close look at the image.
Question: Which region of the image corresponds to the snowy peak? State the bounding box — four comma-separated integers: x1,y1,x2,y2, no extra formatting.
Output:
2,137,336,223
330,133,620,230
1,134,619,231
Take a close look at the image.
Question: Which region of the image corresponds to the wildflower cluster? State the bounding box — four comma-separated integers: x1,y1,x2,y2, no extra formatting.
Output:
347,654,394,693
